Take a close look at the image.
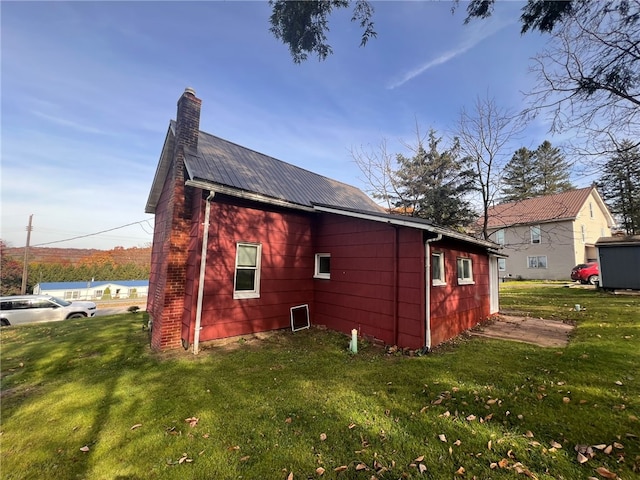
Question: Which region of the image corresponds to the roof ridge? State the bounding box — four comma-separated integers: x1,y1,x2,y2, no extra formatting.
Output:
492,186,593,209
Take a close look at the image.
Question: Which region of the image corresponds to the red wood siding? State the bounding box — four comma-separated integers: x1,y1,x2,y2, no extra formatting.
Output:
429,239,491,346
313,214,425,348
193,196,315,343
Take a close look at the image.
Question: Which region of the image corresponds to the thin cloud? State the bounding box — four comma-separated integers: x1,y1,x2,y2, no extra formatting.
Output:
388,18,514,90
31,110,114,136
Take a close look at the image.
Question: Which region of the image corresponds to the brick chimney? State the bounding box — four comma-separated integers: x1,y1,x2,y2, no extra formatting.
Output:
175,87,201,154
150,88,202,351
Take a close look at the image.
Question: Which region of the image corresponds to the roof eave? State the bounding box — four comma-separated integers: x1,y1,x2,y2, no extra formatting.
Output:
185,179,315,212
313,205,498,250
145,123,175,214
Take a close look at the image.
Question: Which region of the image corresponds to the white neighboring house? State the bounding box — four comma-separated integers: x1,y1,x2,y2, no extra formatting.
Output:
484,187,615,281
33,280,149,301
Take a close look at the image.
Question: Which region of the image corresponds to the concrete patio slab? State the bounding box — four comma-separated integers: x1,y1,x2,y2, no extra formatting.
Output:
470,314,575,347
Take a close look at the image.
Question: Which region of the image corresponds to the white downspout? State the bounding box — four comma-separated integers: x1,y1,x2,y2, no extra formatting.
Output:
424,234,442,351
193,191,215,355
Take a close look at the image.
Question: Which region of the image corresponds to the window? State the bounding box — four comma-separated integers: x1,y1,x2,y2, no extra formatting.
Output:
314,253,331,279
495,229,505,246
432,252,446,286
530,225,541,244
457,257,474,285
589,202,594,218
64,291,73,299
498,258,506,271
581,224,586,243
94,290,103,299
527,255,547,269
234,243,262,299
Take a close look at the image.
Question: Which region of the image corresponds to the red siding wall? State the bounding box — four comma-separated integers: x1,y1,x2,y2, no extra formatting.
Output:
313,214,425,349
192,196,315,343
429,239,491,346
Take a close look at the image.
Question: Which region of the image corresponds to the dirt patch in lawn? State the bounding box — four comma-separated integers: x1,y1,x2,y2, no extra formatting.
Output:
470,314,575,347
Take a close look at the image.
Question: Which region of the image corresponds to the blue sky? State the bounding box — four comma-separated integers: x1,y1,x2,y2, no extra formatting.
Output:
2,1,575,250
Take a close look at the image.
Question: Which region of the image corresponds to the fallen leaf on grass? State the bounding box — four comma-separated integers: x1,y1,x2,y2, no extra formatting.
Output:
414,455,424,462
334,465,348,472
550,441,562,449
355,463,367,471
285,417,292,424
227,445,240,451
319,433,327,441
454,440,462,446
130,424,142,430
439,434,447,442
185,417,199,427
525,431,534,438
239,455,250,462
419,463,427,473
466,414,476,421
577,452,589,464
595,466,618,479
287,472,294,480
563,397,571,404
614,381,623,386
604,445,613,455
613,442,623,449
80,446,90,452
315,467,325,475
498,458,509,468
348,423,356,429
455,466,465,475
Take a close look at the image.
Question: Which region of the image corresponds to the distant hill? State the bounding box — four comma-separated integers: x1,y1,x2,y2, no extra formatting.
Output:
3,246,151,267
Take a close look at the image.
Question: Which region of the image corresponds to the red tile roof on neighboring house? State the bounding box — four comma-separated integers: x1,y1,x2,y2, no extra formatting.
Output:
485,187,595,229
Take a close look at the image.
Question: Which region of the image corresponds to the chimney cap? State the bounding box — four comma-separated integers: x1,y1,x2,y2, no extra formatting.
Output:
184,87,196,96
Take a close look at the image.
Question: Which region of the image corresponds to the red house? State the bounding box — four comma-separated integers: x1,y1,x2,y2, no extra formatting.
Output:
145,89,502,353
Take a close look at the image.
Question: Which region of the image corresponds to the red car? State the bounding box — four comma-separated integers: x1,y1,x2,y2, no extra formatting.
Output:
571,262,599,285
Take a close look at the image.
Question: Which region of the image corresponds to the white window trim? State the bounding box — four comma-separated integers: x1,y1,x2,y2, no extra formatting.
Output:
530,225,541,244
314,253,331,279
457,257,474,285
233,242,262,299
527,255,548,269
432,252,446,286
498,258,506,271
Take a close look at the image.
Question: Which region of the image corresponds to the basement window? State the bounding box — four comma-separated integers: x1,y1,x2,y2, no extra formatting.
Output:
457,257,474,285
314,253,331,279
233,242,262,299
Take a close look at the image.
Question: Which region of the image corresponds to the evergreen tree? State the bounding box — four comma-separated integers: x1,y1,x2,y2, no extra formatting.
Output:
394,130,476,228
500,147,537,202
598,141,640,235
534,141,573,195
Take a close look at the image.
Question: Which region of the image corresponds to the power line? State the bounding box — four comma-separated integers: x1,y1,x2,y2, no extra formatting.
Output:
32,219,153,247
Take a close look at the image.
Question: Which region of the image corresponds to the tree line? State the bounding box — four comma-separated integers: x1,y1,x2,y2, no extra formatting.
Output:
0,242,151,296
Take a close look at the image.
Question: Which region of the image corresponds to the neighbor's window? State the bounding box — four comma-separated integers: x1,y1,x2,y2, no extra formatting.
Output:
94,290,103,298
527,255,547,269
64,291,73,299
581,224,586,243
498,258,506,271
530,225,541,244
234,242,262,299
314,253,331,279
495,229,505,246
457,257,474,285
589,202,594,218
432,252,446,286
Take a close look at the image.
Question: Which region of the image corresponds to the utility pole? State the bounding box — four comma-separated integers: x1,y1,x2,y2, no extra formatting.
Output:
21,214,33,295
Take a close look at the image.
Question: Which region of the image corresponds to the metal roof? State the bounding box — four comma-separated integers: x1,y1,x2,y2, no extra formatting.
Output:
181,123,382,212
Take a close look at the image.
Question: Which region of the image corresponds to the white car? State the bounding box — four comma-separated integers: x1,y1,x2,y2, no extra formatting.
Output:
0,295,97,326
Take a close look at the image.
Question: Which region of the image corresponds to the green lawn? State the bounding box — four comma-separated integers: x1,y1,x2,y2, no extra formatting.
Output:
1,285,638,479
